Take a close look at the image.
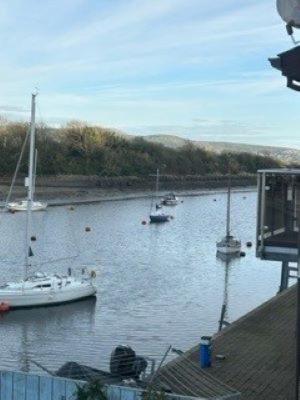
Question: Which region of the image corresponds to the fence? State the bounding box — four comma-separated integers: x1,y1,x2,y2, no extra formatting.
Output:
0,370,239,400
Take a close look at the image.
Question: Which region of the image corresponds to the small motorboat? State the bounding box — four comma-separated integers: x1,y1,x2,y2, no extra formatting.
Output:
161,193,178,206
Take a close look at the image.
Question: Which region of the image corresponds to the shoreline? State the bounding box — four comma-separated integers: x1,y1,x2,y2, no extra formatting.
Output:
0,173,257,206
0,185,256,207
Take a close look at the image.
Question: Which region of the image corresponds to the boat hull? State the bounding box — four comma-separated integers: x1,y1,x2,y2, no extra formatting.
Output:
150,214,169,223
7,201,47,212
216,246,241,254
162,200,178,206
0,284,96,309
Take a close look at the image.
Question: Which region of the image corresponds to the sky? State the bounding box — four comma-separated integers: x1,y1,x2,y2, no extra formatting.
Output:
0,0,299,147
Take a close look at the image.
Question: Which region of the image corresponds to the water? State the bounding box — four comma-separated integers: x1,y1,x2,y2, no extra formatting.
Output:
0,190,282,374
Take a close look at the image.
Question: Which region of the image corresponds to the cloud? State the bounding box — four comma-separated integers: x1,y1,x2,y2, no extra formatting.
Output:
0,0,297,147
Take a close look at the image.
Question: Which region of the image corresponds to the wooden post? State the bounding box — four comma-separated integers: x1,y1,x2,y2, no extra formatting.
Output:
279,261,289,293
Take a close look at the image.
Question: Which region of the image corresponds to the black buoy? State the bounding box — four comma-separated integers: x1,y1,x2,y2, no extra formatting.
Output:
141,220,147,225
31,236,36,241
246,241,252,247
213,198,217,202
69,206,75,211
85,227,91,232
240,251,246,257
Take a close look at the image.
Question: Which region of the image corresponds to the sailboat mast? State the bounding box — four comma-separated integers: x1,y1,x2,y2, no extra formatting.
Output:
24,93,37,278
155,168,159,197
226,177,231,237
33,149,38,201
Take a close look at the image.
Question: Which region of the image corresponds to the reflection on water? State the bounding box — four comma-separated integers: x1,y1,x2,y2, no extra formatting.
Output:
216,253,237,332
0,191,281,373
0,298,96,373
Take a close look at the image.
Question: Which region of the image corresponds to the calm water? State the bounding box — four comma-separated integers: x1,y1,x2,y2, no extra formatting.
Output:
0,190,282,374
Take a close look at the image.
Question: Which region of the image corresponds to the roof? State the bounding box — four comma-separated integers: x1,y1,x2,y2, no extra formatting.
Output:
257,168,300,175
160,285,297,400
154,355,240,399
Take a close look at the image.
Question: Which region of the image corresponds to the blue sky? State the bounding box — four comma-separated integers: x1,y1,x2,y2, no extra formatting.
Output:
0,0,298,147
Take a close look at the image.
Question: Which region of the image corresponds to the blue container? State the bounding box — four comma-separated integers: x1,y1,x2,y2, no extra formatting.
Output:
200,336,212,368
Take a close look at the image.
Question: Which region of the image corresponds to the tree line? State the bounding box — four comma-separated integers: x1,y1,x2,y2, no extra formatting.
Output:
0,120,281,177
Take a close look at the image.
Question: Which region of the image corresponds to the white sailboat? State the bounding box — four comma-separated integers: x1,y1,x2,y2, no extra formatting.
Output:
7,199,47,212
149,168,169,223
0,93,96,309
7,113,47,211
216,179,241,255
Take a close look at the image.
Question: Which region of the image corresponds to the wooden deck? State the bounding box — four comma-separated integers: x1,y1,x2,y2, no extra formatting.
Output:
157,285,297,400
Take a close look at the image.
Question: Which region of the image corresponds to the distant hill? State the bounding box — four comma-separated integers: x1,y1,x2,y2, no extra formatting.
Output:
140,134,300,165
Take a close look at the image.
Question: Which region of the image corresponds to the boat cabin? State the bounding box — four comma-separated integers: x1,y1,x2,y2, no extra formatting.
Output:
256,169,300,262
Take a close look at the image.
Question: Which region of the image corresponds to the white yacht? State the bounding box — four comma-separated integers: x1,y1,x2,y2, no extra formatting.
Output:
7,200,47,212
0,94,96,309
216,179,241,255
0,272,96,309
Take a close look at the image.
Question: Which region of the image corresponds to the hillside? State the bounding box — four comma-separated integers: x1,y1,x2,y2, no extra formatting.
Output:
0,120,281,177
141,134,300,164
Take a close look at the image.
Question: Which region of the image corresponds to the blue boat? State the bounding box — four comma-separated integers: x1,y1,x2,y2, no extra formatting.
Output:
150,212,170,223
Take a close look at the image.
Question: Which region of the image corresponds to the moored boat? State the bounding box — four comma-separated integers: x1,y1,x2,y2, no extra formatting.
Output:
0,93,96,309
7,200,47,212
216,178,241,255
150,212,170,223
161,192,178,206
217,235,241,254
149,168,170,223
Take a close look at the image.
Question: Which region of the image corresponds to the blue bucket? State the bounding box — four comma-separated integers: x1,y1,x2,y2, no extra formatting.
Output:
200,336,212,368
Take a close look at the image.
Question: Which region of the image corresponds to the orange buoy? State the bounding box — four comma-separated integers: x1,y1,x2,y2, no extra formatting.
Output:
85,227,91,232
0,302,10,313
